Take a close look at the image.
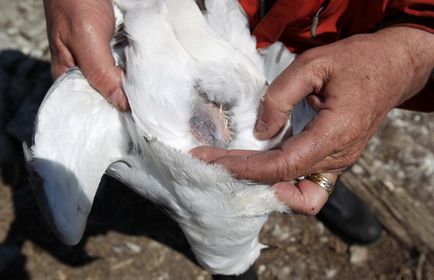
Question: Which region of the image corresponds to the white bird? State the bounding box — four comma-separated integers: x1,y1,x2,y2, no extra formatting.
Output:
25,0,314,275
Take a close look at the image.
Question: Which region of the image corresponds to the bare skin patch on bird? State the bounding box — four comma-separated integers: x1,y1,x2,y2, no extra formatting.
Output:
190,96,233,148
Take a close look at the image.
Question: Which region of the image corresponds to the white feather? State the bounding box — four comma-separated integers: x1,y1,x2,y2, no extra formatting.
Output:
30,69,129,245
204,0,264,71
26,0,314,275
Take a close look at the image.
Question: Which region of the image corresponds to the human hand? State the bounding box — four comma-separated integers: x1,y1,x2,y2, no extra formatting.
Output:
192,27,434,214
43,0,129,111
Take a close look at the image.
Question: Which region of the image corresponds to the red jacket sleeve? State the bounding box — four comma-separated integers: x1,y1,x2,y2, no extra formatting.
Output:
382,0,434,33
238,0,434,111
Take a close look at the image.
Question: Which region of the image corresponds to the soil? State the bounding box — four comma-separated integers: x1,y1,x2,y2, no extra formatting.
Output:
1,1,433,279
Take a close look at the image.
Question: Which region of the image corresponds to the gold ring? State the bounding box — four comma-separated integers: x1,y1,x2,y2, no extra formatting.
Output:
305,173,334,195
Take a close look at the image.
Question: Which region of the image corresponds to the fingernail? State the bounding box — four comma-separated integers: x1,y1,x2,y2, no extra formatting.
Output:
110,88,129,111
189,147,202,157
190,147,208,161
254,119,268,134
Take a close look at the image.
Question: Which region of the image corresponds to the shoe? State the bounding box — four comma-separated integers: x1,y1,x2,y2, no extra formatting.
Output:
316,179,382,245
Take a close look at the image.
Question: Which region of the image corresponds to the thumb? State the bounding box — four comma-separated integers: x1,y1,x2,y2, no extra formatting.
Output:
74,37,129,111
255,57,323,140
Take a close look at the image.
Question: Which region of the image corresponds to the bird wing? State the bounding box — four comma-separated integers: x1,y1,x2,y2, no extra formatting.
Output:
25,68,130,245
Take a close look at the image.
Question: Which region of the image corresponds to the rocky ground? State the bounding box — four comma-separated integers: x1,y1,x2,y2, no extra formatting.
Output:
1,1,434,279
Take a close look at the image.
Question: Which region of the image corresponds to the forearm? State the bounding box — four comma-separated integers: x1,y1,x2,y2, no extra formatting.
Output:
376,26,434,111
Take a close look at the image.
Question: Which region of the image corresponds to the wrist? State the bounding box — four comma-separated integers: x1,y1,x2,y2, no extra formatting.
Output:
375,27,434,103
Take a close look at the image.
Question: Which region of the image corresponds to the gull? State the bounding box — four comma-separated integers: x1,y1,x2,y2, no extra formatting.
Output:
24,0,313,275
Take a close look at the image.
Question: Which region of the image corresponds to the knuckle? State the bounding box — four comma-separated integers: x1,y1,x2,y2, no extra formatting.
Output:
274,149,294,181
284,148,307,178
88,67,109,86
297,50,329,79
50,34,63,51
87,68,118,98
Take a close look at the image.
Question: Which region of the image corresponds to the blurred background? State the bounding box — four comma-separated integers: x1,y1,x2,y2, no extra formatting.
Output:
1,1,434,279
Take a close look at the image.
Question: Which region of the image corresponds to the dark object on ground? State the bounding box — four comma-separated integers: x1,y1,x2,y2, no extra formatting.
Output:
317,179,382,245
0,243,27,279
212,264,257,280
0,50,52,164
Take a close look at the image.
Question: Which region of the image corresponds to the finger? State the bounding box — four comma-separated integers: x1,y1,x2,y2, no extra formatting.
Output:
278,108,350,176
51,60,72,80
255,57,325,140
72,34,129,111
273,172,337,215
193,110,346,183
50,36,76,79
211,109,341,183
306,94,327,112
210,149,290,184
190,146,260,163
190,147,228,162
